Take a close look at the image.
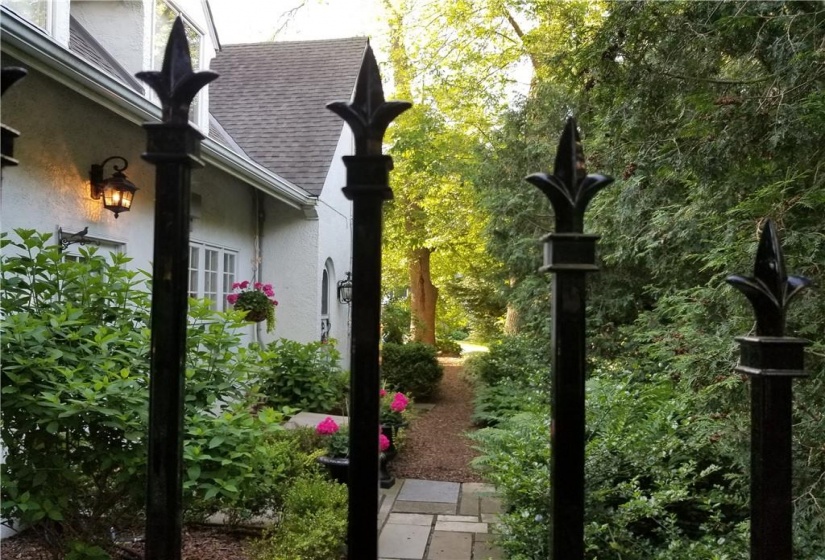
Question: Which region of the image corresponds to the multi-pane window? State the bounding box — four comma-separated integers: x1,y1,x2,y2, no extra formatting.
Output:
189,242,237,311
152,0,203,121
1,0,48,31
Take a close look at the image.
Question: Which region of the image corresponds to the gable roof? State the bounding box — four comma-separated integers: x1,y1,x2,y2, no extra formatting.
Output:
68,16,144,93
209,37,366,196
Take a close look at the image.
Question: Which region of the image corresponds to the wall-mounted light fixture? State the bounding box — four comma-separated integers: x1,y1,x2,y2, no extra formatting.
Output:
337,271,353,304
90,156,138,218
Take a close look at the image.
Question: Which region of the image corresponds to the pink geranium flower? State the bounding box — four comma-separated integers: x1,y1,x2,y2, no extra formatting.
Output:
379,433,390,452
379,388,387,397
390,392,409,413
226,293,239,305
316,417,340,435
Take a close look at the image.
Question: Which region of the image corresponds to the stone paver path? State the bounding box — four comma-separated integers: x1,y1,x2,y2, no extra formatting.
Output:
378,479,504,560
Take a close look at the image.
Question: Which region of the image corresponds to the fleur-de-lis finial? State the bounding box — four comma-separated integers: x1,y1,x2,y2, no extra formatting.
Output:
727,219,811,337
526,117,613,233
136,17,218,124
327,42,411,156
2,67,27,96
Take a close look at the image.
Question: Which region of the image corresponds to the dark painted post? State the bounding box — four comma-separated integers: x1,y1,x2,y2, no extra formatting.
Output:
727,220,810,560
1,67,27,168
135,18,217,560
526,117,613,558
327,43,410,558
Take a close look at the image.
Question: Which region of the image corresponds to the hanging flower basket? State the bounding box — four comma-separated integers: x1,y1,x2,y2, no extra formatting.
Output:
239,308,269,323
226,280,278,332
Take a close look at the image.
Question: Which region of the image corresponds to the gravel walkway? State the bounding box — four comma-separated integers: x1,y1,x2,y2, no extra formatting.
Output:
390,357,484,483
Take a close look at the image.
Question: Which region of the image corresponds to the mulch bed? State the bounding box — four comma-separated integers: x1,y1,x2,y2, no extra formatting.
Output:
1,357,481,557
0,526,255,560
390,356,484,482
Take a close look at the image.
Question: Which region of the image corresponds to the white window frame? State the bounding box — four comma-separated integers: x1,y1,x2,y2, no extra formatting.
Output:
188,241,237,311
150,0,206,127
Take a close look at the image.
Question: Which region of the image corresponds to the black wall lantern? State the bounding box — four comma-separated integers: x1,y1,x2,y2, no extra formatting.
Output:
337,271,353,304
90,156,138,218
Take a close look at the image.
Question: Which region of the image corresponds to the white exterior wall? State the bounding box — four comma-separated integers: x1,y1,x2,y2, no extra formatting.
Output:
317,127,354,370
260,198,320,345
0,65,156,260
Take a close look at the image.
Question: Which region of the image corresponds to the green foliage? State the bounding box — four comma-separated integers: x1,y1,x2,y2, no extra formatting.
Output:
1,230,150,548
183,408,319,525
0,229,340,552
464,334,548,387
465,0,825,556
381,342,443,399
251,473,347,560
381,297,411,344
436,337,462,357
258,339,348,413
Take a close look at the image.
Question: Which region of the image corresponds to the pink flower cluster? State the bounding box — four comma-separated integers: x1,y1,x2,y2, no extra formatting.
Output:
390,392,409,413
316,417,340,435
315,417,391,453
225,280,278,306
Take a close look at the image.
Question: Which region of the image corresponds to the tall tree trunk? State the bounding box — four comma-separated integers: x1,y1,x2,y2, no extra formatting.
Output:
504,275,520,334
409,247,437,345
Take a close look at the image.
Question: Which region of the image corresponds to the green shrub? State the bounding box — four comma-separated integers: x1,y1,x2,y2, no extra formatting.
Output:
0,229,327,552
258,339,348,413
251,473,347,560
471,367,751,560
381,299,410,344
464,334,548,387
471,378,544,427
436,337,462,357
1,230,150,549
381,342,443,399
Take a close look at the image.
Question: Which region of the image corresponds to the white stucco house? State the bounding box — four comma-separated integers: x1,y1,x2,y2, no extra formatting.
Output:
0,0,365,362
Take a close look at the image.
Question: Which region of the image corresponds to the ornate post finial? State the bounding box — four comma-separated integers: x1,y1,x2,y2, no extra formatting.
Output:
136,17,218,124
327,43,411,156
727,219,810,337
526,117,613,233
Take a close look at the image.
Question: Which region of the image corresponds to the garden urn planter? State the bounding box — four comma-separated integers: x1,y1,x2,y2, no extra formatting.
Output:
316,455,395,489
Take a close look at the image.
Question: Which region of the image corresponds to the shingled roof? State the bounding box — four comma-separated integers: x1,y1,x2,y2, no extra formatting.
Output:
209,37,367,196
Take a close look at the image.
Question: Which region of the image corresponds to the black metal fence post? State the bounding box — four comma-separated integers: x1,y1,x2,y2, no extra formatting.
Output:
526,117,613,559
1,67,27,169
135,18,217,560
727,219,810,560
327,43,410,558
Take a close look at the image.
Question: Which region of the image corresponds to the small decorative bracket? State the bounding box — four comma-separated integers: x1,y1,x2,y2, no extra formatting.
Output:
58,227,99,252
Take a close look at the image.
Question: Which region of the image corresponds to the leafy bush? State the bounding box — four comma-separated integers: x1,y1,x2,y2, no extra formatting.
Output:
464,334,548,387
471,366,752,560
381,299,410,344
1,230,150,550
0,229,333,553
381,342,443,399
258,339,348,413
471,378,544,427
251,473,347,560
436,337,462,356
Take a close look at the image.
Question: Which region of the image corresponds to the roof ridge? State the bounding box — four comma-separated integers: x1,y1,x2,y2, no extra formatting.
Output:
221,36,367,48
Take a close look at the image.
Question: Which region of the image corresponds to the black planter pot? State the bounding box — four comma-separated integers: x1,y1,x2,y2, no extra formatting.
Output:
381,422,408,460
317,455,349,485
317,455,395,489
